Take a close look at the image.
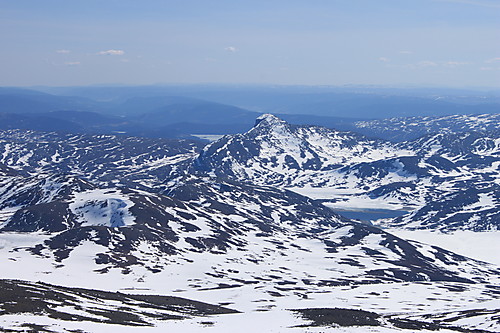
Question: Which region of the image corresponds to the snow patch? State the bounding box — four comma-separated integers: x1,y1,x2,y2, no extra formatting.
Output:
69,189,135,227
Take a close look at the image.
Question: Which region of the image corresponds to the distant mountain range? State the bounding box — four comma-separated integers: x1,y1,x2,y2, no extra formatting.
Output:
36,84,500,117
353,113,500,141
1,86,499,140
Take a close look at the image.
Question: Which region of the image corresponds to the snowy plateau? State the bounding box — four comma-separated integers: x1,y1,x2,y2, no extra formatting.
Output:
0,113,499,332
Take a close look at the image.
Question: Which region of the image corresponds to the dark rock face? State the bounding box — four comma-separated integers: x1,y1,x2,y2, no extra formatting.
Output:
292,306,500,332
0,279,239,326
291,308,381,327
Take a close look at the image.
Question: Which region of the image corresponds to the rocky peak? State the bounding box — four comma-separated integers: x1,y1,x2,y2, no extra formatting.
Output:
254,113,287,128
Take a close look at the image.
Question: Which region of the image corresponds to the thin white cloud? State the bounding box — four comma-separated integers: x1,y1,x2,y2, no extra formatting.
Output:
56,49,71,54
480,66,500,71
378,57,390,63
485,57,500,63
417,61,438,67
224,46,237,53
444,61,470,67
399,51,413,54
64,61,81,66
399,60,472,69
97,49,125,56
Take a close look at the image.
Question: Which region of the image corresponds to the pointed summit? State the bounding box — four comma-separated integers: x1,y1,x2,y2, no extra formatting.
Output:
254,113,286,128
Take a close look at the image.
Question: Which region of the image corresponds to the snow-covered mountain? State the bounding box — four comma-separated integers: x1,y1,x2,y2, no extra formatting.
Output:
195,114,500,231
353,113,500,141
0,129,203,191
194,114,413,186
378,185,500,232
4,171,495,286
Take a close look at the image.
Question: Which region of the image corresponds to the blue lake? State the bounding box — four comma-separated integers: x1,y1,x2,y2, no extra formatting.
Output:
333,209,409,222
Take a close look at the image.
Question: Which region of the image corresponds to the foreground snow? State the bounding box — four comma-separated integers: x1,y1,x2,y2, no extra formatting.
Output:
0,280,497,332
0,312,467,333
0,229,499,332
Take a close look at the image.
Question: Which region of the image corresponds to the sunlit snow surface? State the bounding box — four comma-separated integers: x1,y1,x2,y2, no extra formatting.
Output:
384,229,500,266
354,113,500,142
0,227,499,332
69,189,136,227
191,134,225,142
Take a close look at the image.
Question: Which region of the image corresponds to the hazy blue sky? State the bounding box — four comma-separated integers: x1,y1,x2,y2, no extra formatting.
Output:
1,0,499,87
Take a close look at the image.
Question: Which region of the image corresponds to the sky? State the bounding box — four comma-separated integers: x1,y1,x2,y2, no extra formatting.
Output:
0,0,499,88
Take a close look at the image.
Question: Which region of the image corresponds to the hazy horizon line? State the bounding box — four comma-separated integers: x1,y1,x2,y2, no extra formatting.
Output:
4,82,500,92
